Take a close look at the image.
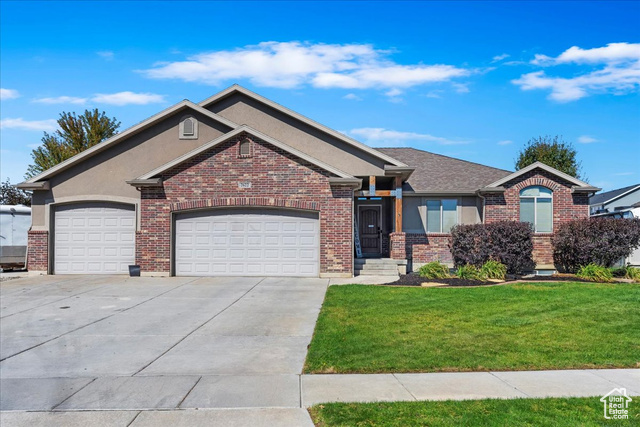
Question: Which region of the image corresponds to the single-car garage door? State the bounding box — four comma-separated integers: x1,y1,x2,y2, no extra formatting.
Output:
174,209,319,277
54,203,135,274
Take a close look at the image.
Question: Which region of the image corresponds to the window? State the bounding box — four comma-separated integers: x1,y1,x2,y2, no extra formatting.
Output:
519,186,552,232
426,199,458,233
179,116,198,139
239,138,251,156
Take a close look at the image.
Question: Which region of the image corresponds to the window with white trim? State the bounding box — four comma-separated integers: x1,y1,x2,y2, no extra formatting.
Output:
519,186,552,233
426,199,458,233
179,117,198,139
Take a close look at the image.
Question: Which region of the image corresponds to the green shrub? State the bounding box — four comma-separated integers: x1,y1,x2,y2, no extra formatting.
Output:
455,264,486,281
418,261,450,279
480,260,507,280
612,266,640,282
576,263,613,283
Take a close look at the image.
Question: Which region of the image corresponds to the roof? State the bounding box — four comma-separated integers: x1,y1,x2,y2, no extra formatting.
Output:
199,84,407,167
484,161,596,190
20,100,236,184
589,183,640,206
376,147,511,193
135,125,354,181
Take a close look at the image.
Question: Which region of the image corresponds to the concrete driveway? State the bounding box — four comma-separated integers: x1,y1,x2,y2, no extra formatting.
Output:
0,275,328,425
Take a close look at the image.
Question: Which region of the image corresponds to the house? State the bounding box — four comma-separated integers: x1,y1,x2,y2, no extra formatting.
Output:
590,184,640,267
18,85,599,277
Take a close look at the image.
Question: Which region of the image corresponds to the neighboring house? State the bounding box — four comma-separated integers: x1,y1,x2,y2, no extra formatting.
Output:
590,184,640,267
18,85,599,277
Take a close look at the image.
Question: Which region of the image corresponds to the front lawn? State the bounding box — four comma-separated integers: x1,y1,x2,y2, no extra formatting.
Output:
309,397,639,426
304,282,640,373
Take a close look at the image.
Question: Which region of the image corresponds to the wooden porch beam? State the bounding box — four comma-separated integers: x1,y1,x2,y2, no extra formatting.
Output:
354,190,393,197
395,176,403,232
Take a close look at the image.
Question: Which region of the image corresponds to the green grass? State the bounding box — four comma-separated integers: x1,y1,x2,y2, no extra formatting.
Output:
304,282,640,373
309,397,640,426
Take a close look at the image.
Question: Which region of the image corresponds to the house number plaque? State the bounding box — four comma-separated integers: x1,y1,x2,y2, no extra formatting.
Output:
238,182,252,188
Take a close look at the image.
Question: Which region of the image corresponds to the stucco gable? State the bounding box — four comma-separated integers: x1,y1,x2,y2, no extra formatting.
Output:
133,125,354,184
19,101,235,187
199,85,407,175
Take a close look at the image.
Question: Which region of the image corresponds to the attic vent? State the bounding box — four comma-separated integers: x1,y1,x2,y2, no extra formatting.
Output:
239,137,252,157
179,116,198,139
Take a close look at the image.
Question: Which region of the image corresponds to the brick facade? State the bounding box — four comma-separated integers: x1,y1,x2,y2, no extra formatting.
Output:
27,230,48,272
405,234,453,267
137,132,354,276
403,169,589,270
389,232,406,259
484,170,589,268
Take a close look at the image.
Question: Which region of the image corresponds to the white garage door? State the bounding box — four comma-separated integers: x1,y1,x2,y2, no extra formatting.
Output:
175,209,319,277
54,203,135,274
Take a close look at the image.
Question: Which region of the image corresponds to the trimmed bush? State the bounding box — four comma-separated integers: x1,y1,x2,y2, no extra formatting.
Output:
576,263,613,283
552,218,640,273
480,260,507,280
455,264,486,281
450,221,535,275
418,261,450,279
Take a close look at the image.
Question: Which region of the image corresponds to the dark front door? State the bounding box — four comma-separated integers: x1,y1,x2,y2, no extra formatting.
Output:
359,206,381,255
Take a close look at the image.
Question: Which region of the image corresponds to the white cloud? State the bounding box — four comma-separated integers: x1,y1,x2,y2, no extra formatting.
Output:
385,88,403,97
97,51,114,60
141,41,472,92
91,91,166,106
497,140,513,145
33,96,88,105
513,42,640,101
343,93,362,101
348,127,469,147
1,88,20,100
492,53,510,62
0,118,57,131
577,135,598,144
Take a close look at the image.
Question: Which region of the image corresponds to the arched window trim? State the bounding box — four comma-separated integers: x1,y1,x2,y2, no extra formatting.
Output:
519,185,553,233
179,116,198,140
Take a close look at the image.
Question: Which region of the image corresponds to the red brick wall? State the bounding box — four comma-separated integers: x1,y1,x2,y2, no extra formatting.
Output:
138,132,354,275
484,170,589,267
406,234,453,266
27,230,48,272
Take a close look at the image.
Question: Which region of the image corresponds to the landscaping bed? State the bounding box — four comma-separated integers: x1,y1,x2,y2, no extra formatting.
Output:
304,282,640,374
385,272,500,287
309,397,638,426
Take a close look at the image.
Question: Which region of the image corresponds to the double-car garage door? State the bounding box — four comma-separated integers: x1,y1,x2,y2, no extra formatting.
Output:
174,209,319,277
53,204,319,277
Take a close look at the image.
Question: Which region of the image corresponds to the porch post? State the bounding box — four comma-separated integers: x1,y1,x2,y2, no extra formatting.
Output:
390,176,406,260
394,176,402,232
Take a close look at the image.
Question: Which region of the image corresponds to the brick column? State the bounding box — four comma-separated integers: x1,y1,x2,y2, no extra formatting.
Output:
27,230,48,273
390,232,406,260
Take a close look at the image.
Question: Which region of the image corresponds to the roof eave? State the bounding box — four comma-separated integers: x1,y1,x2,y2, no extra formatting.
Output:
16,181,50,191
484,161,592,189
125,178,163,188
329,177,362,190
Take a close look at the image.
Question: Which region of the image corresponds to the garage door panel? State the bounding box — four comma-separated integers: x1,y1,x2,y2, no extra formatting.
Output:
175,209,319,277
54,203,135,275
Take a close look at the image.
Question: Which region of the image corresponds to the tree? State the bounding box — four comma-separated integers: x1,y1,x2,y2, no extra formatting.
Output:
1,178,31,206
515,136,583,179
26,109,120,178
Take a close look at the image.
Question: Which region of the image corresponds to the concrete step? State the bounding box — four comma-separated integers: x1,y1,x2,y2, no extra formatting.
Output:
355,258,397,265
354,269,399,276
355,263,399,270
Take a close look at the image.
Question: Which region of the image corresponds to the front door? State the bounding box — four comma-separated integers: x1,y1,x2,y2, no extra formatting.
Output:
359,206,381,255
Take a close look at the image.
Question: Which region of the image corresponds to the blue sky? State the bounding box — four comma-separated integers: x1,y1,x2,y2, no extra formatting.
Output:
1,1,638,191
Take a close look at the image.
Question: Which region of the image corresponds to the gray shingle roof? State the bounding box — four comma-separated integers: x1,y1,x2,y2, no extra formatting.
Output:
376,147,512,193
589,184,640,205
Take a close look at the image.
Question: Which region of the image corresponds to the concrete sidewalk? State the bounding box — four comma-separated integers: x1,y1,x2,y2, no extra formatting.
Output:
301,368,640,406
